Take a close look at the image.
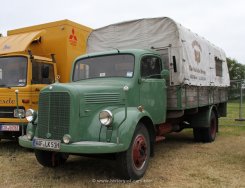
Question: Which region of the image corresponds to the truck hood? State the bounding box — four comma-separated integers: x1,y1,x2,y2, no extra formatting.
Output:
38,78,133,142
43,78,132,101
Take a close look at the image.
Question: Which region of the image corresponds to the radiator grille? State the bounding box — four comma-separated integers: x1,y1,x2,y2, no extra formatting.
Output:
38,92,70,140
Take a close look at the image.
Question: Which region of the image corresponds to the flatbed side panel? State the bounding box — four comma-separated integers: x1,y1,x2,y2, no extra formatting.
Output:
167,85,229,110
198,87,210,107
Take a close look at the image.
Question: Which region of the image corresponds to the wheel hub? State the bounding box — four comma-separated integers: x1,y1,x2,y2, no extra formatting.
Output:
132,135,147,170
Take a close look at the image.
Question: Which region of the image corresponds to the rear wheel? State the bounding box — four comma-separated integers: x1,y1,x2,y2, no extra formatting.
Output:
203,111,217,142
193,110,218,143
117,123,150,180
193,128,203,142
35,150,69,167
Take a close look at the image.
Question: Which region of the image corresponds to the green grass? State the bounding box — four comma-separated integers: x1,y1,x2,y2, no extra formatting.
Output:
219,100,245,126
219,101,245,137
0,101,244,188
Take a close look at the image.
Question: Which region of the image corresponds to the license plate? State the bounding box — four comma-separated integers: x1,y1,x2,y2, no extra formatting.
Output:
33,138,61,150
0,125,20,131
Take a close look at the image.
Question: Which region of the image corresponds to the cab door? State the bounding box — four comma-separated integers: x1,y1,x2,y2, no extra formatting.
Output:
31,60,55,110
139,55,167,124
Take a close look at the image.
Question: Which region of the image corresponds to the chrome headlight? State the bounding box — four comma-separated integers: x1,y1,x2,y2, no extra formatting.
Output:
99,110,113,126
25,109,37,122
14,109,25,118
63,134,71,144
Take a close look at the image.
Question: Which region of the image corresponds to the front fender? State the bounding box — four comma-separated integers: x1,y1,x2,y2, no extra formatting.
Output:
110,107,153,151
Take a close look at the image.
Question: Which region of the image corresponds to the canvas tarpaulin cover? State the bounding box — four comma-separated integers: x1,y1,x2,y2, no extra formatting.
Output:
87,17,230,87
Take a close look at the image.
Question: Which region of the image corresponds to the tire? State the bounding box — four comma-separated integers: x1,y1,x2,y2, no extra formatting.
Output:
117,123,150,180
203,111,218,142
193,111,218,143
35,150,69,167
193,128,203,142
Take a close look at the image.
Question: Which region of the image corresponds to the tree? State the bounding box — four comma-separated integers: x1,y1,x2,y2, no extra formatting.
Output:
0,33,2,37
227,57,245,80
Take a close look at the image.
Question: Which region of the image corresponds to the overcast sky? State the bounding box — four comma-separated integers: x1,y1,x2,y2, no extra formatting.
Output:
1,0,245,64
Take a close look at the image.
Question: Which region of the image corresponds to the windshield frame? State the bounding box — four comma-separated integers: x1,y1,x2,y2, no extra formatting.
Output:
0,55,28,88
72,53,135,82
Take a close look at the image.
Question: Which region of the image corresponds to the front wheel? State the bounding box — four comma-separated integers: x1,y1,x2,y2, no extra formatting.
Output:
35,150,69,167
117,123,150,180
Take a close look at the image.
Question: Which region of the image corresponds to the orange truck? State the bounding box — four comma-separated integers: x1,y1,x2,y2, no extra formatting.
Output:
0,20,92,140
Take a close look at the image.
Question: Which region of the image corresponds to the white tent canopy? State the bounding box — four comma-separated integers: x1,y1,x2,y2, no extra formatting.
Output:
87,17,230,87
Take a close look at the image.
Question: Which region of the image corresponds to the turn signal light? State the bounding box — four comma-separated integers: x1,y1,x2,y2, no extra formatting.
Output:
22,99,30,103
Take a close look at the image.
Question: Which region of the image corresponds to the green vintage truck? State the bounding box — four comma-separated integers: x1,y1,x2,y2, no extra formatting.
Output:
19,17,230,180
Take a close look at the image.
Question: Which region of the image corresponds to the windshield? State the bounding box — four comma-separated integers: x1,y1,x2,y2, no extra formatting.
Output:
0,56,27,87
73,54,134,81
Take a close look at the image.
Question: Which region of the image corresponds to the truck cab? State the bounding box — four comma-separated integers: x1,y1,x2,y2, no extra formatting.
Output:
19,49,168,180
0,53,56,139
0,20,92,140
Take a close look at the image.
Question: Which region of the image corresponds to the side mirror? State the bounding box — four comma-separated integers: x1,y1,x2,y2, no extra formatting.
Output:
161,70,169,79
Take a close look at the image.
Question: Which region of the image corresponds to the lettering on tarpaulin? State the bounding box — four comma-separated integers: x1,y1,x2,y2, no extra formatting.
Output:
190,74,197,80
189,65,206,75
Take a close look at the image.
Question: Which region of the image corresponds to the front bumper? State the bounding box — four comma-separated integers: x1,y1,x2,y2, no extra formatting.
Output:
19,136,126,154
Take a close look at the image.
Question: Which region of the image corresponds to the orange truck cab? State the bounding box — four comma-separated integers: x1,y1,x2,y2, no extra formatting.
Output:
0,20,92,140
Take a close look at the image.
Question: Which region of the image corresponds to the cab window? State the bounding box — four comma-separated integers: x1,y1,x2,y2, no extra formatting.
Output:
141,56,162,78
32,61,55,84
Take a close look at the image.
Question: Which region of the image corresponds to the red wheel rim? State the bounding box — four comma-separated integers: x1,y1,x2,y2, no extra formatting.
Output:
132,135,147,170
